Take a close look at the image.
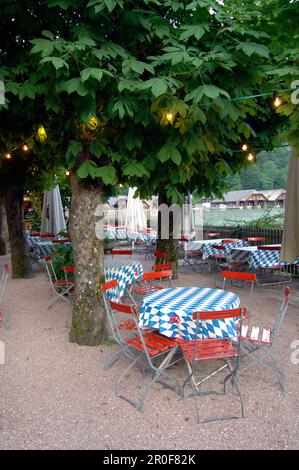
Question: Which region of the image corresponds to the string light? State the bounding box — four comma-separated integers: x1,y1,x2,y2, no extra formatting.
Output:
65,170,70,176
241,143,248,151
247,153,255,162
273,96,282,108
37,125,47,142
5,153,11,159
22,144,29,152
166,112,174,123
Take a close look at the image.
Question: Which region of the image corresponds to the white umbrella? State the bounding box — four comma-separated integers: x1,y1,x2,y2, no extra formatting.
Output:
125,187,147,233
41,184,66,235
281,149,299,263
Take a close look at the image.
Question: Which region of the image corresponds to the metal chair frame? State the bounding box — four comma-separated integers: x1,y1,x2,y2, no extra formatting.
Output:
115,310,183,412
238,286,291,393
179,307,246,423
256,246,292,287
101,280,140,371
131,270,173,302
222,270,257,316
43,256,74,309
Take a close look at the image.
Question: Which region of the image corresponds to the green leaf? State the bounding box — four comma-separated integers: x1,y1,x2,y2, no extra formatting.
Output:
90,141,105,158
171,148,182,166
151,78,168,97
93,165,117,184
180,25,205,41
81,68,103,83
66,141,82,166
122,162,149,177
77,160,98,179
238,43,269,59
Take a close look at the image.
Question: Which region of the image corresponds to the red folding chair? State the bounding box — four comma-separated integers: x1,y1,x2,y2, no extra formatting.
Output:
110,249,133,258
178,307,246,423
44,256,74,309
113,304,182,412
154,251,168,264
152,262,173,271
245,237,266,246
222,270,257,315
238,286,291,393
0,264,10,329
101,280,140,370
131,270,173,301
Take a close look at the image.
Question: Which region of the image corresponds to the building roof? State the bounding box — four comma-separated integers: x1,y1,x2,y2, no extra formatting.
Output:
211,188,286,204
212,189,258,204
259,189,286,201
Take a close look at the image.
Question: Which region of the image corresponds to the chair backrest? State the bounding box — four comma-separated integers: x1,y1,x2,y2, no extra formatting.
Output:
111,249,133,256
43,255,57,284
221,271,256,315
222,239,238,244
192,307,246,363
41,233,55,238
142,270,173,281
63,265,75,283
152,263,173,271
271,286,291,344
207,232,220,238
30,231,41,236
221,270,257,282
101,279,118,292
246,237,266,244
212,244,226,251
154,251,167,260
258,245,281,251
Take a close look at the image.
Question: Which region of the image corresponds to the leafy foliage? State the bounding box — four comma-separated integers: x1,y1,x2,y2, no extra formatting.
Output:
0,0,283,203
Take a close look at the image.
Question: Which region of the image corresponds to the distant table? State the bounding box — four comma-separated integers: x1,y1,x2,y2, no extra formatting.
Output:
104,258,143,301
139,287,240,341
231,245,299,269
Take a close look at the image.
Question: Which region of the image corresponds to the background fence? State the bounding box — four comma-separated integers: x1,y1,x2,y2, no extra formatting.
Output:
202,225,283,244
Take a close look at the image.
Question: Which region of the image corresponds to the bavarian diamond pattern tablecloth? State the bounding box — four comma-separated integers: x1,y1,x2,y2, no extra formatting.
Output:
202,239,248,259
104,227,156,243
104,258,143,301
139,287,240,340
231,246,299,269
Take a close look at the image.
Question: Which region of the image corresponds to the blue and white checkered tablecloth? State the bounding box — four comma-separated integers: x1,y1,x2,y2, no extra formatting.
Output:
232,246,299,269
104,258,143,301
104,228,156,243
139,287,240,341
203,239,249,259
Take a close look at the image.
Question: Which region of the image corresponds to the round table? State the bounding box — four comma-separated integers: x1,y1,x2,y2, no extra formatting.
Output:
104,258,143,301
138,287,240,340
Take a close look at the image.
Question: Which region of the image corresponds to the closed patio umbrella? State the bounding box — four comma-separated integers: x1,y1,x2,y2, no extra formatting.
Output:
281,149,299,263
182,192,195,238
41,184,66,235
125,187,147,233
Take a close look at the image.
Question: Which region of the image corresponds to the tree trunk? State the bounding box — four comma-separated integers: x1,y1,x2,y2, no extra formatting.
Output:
157,192,180,279
0,197,7,255
69,167,107,345
5,189,32,278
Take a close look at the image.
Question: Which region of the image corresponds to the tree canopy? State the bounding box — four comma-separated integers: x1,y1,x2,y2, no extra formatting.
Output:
1,0,285,203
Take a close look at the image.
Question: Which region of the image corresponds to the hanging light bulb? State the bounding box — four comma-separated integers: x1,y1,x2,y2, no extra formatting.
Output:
119,183,123,188
65,170,70,176
87,115,99,131
22,144,29,152
5,153,11,159
37,125,47,142
273,96,282,108
165,111,174,123
241,143,248,151
247,153,255,162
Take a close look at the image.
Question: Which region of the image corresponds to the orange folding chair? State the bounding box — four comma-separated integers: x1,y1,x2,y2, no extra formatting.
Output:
178,307,246,423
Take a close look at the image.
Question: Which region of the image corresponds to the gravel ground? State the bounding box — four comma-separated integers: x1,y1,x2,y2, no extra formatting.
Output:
0,253,299,450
